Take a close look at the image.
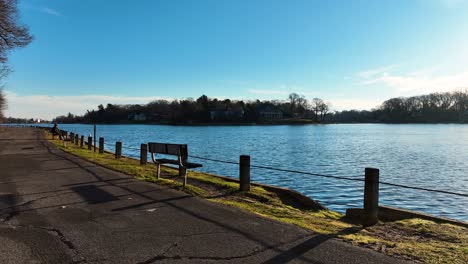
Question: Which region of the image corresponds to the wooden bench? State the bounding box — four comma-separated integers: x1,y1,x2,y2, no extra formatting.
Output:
148,142,202,186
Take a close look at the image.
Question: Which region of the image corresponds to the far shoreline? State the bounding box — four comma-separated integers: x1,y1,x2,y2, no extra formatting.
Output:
5,121,468,126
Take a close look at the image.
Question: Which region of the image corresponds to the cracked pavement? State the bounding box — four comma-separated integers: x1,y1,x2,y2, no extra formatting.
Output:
0,127,411,263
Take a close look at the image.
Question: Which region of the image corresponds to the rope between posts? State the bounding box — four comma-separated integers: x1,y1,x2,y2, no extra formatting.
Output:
122,146,141,151
379,181,468,198
250,164,365,182
190,154,468,198
102,141,138,151
189,155,239,165
190,154,364,181
45,130,468,199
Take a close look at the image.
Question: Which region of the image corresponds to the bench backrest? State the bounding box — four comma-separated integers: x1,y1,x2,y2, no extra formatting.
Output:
148,142,188,157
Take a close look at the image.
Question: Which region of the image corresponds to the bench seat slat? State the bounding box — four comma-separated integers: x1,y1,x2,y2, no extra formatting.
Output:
184,162,202,168
155,158,179,165
155,158,202,168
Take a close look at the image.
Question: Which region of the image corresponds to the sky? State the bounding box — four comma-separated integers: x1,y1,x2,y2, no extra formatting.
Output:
3,0,468,119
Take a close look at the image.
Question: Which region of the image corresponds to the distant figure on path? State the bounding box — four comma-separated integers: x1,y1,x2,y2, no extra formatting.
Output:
50,123,60,139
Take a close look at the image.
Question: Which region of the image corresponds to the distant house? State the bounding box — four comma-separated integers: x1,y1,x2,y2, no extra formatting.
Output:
150,111,172,122
210,105,244,121
128,113,147,121
210,110,225,120
256,104,283,121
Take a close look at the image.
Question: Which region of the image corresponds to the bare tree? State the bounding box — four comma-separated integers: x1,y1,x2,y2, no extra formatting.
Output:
310,98,329,122
288,93,307,115
0,88,5,122
0,0,32,121
310,98,323,122
318,101,330,122
0,0,32,64
288,93,300,113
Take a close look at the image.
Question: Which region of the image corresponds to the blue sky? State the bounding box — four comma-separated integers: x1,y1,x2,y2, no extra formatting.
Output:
4,0,468,119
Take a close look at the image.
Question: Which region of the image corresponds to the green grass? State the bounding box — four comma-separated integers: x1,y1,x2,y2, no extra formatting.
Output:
46,134,467,264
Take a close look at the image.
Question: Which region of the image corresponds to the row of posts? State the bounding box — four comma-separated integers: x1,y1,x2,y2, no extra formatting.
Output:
66,132,253,192
58,130,124,159
57,128,380,227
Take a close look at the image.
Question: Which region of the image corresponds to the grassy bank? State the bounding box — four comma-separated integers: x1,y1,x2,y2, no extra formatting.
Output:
46,134,467,264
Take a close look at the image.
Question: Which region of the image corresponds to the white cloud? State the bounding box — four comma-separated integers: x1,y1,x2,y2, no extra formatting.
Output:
357,66,468,94
329,98,381,111
4,92,170,120
356,65,399,79
41,7,61,16
438,0,467,7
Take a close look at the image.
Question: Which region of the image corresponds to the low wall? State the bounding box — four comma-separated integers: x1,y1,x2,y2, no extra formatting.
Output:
202,173,326,210
346,206,468,228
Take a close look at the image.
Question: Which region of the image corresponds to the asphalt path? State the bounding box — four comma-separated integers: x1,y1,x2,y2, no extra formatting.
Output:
0,127,411,264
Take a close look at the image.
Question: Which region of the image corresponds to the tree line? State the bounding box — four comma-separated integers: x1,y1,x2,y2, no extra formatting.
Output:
54,93,330,124
329,90,468,123
54,90,468,124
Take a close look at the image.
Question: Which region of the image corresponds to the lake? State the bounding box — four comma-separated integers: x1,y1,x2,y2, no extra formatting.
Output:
38,123,468,221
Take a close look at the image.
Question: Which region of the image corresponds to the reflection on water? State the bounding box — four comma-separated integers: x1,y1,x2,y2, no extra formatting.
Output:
48,124,468,221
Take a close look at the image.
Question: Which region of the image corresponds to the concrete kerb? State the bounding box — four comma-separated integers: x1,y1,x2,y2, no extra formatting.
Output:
346,206,468,228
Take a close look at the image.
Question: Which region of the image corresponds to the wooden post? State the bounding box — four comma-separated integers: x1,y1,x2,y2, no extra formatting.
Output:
239,155,251,191
75,134,79,145
179,145,188,187
363,167,380,227
140,144,147,165
80,135,84,147
99,137,104,154
87,136,92,150
93,124,97,152
115,142,122,159
70,132,74,140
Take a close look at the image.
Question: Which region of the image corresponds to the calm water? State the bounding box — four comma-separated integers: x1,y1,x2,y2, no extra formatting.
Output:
39,124,468,221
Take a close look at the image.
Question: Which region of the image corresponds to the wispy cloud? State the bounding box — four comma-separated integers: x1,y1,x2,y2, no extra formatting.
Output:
356,65,399,79
357,66,468,94
40,7,61,16
4,92,171,120
437,0,467,7
248,85,329,98
248,89,290,96
329,98,381,111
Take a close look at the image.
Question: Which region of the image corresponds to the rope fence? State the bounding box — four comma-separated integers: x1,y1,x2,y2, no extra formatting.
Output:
379,181,468,198
190,155,239,165
37,125,468,199
32,125,468,225
191,151,468,199
122,146,141,151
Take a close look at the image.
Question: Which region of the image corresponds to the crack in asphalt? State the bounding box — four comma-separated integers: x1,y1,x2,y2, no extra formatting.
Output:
0,195,61,222
1,191,72,214
136,242,180,264
136,233,312,263
0,222,88,264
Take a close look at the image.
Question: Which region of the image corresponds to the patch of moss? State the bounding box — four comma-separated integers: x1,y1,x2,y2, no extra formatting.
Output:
45,133,468,264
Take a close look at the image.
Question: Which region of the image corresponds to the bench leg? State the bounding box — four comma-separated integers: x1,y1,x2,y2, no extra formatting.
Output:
179,166,187,187
156,164,160,179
